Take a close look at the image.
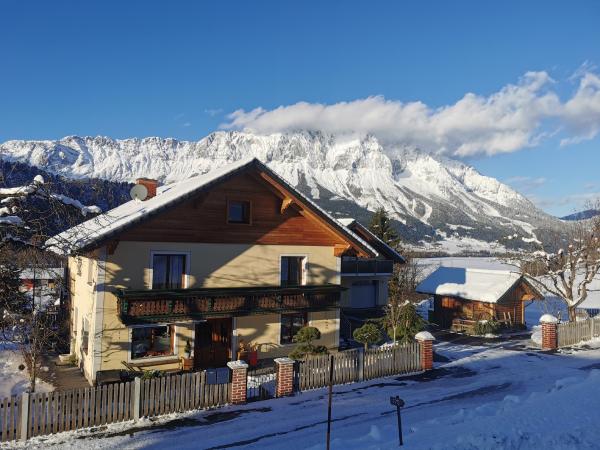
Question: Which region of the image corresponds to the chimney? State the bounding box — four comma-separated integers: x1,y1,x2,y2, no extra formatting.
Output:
135,178,158,200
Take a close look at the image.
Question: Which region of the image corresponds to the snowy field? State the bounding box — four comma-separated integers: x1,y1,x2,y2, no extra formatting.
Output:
12,337,600,449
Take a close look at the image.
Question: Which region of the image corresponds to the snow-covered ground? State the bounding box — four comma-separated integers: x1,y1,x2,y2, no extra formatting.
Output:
12,337,600,449
0,343,53,397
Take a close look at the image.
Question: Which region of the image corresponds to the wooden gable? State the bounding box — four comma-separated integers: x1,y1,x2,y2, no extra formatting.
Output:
118,167,366,253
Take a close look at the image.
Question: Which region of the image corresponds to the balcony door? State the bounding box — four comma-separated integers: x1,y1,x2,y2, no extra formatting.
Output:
194,318,232,369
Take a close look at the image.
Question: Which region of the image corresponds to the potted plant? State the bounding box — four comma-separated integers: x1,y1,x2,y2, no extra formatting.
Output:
237,339,249,361
181,339,194,371
247,342,259,367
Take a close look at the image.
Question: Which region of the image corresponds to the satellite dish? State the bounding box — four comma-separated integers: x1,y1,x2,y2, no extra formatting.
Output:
130,184,148,201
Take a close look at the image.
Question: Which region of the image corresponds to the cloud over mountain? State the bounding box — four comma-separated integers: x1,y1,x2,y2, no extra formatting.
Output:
222,71,600,158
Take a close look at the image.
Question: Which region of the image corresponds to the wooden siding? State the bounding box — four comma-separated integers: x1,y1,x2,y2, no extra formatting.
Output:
119,172,349,247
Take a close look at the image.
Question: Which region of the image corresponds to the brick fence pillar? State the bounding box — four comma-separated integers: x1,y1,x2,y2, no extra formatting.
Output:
415,331,435,371
540,314,559,350
275,357,295,397
227,360,249,404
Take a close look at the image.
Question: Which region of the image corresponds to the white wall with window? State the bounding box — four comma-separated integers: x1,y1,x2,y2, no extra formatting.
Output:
149,251,190,290
129,324,177,361
280,255,307,287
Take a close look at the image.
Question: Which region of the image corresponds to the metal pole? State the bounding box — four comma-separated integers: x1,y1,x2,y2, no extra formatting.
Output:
326,354,334,450
396,405,403,446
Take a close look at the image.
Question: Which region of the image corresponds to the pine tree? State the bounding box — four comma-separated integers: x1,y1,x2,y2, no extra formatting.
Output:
368,207,400,249
289,327,328,360
353,323,382,350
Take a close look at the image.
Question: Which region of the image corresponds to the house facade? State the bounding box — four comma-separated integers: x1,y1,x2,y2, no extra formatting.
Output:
52,158,381,384
338,218,404,311
417,267,543,332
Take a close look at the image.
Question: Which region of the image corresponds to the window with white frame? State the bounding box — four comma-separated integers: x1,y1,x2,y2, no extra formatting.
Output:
280,256,306,287
131,325,176,360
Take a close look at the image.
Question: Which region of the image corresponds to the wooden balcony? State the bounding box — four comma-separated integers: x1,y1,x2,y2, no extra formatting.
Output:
340,258,394,275
117,284,343,324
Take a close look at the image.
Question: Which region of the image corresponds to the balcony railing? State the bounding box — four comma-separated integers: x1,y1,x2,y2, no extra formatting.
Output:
117,284,343,324
340,259,394,275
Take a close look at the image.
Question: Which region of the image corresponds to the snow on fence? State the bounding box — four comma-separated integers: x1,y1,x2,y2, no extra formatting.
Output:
557,317,600,348
0,370,230,443
297,343,421,391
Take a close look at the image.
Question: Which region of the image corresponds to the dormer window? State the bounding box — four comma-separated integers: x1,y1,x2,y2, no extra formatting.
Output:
227,200,251,224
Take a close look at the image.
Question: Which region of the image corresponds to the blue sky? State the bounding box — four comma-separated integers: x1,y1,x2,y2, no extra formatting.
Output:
1,0,599,216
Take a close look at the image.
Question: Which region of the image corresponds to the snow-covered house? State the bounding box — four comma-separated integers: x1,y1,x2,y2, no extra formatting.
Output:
416,267,543,331
48,158,382,384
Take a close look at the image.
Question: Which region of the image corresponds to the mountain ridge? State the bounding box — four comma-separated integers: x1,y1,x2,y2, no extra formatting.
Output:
0,131,566,253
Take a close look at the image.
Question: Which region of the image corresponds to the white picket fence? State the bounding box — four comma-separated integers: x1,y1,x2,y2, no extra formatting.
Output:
557,316,600,347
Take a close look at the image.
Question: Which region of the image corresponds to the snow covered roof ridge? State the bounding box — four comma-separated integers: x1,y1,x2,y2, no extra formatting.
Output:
415,266,537,304
46,157,378,257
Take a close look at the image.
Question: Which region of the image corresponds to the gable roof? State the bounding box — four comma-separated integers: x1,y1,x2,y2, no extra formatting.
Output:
46,157,378,257
416,267,543,304
338,218,405,263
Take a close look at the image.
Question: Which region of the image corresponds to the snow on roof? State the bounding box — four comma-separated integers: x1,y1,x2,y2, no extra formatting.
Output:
46,158,377,257
416,267,524,304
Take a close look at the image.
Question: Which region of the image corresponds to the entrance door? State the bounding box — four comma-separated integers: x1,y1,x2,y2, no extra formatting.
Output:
194,318,232,369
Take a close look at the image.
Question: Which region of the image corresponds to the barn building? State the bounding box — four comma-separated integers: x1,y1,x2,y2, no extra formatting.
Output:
416,267,544,332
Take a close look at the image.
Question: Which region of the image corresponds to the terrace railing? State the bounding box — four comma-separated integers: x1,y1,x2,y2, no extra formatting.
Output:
340,259,394,275
117,284,343,324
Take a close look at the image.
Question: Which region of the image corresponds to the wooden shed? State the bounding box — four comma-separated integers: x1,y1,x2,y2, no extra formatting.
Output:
416,267,543,332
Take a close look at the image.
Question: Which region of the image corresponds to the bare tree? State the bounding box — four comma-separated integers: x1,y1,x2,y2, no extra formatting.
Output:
519,208,600,322
384,254,424,344
0,175,100,391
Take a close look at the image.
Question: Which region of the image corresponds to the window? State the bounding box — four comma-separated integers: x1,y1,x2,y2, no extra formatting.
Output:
81,317,89,355
280,313,307,345
280,256,305,287
131,325,175,359
152,254,186,289
227,200,251,224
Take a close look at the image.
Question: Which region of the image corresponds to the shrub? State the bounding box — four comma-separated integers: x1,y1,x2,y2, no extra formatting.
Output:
289,326,328,360
473,319,501,336
353,323,382,350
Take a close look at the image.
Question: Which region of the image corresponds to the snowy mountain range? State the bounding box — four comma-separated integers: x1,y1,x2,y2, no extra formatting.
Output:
0,132,567,253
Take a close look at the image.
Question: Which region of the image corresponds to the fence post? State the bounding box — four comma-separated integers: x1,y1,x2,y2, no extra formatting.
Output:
227,360,249,404
274,357,295,397
357,348,364,382
133,377,141,421
540,314,559,350
415,331,435,371
19,392,29,441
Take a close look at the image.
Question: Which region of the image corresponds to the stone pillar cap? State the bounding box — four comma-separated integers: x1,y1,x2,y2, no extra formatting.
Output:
415,331,435,341
227,360,249,370
540,314,559,324
274,357,295,365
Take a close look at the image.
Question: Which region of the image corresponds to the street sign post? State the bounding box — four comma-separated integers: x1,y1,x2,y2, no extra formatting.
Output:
390,396,405,446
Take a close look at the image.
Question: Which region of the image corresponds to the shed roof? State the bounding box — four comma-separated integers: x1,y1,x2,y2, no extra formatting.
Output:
416,267,541,304
46,158,378,257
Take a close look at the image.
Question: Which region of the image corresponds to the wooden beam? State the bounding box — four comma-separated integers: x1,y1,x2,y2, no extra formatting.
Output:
280,197,294,215
334,244,351,257
107,239,120,255
256,170,371,257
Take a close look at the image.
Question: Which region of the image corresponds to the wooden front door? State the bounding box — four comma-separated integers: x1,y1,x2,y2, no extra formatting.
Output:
194,318,232,369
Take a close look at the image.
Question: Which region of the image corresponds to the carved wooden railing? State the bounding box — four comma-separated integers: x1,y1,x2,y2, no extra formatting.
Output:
117,284,343,324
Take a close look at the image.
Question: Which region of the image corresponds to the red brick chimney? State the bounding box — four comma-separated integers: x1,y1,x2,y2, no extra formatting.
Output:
135,178,158,200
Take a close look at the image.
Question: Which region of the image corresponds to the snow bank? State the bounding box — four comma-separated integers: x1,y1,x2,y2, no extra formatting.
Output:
0,344,53,397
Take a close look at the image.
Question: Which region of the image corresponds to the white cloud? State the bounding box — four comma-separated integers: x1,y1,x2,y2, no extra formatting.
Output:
221,70,600,158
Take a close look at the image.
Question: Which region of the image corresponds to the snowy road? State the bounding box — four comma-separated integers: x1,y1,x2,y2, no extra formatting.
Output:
16,338,600,450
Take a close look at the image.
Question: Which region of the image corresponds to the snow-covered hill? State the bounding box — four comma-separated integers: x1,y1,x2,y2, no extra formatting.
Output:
0,132,566,252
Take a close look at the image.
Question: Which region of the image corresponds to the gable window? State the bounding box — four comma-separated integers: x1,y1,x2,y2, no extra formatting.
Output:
152,254,186,289
280,256,306,287
227,200,251,224
280,313,307,345
131,325,175,360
